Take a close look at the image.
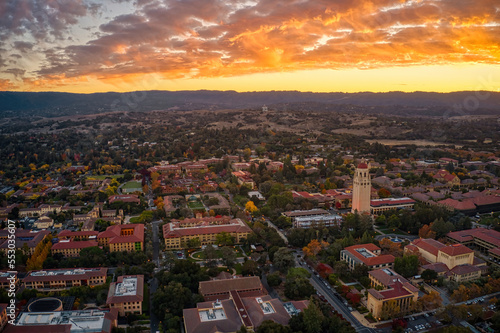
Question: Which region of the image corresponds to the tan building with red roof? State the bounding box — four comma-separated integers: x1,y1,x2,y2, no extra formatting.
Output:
52,240,99,257
107,275,144,316
447,228,500,265
0,230,50,255
163,216,252,249
367,280,419,320
369,268,410,289
98,224,144,252
341,244,395,271
199,276,267,301
108,194,140,204
23,268,107,291
58,230,99,241
405,238,484,282
433,170,460,187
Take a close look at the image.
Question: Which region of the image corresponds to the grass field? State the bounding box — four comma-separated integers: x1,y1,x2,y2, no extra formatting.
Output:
378,228,407,235
192,246,244,259
187,201,205,210
88,174,123,180
122,181,142,189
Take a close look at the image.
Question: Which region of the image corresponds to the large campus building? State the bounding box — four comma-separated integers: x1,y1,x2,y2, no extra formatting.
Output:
282,209,342,228
446,228,500,265
106,275,144,316
51,240,99,257
6,309,118,333
23,268,108,291
367,279,419,320
163,216,252,249
184,275,308,333
341,244,395,271
405,238,486,282
369,198,416,215
98,224,145,252
0,230,50,255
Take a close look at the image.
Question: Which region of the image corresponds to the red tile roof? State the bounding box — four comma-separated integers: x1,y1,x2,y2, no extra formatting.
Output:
438,198,476,211
369,268,409,287
370,198,415,207
4,326,71,333
52,240,98,250
58,230,99,238
447,228,500,248
439,244,473,256
163,217,251,239
199,276,264,297
450,265,481,276
410,238,446,256
98,224,144,244
357,162,368,169
344,244,395,266
421,262,449,273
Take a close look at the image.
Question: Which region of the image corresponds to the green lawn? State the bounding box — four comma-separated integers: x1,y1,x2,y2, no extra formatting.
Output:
353,283,364,291
234,263,242,275
192,247,244,259
129,216,141,223
88,174,123,180
122,181,142,189
187,201,205,210
378,228,407,235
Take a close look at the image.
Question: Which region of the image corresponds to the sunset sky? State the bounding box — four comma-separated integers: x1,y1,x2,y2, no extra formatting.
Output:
1,0,499,93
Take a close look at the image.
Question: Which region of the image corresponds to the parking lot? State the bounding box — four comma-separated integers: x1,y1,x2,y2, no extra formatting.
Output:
377,312,441,333
405,313,442,332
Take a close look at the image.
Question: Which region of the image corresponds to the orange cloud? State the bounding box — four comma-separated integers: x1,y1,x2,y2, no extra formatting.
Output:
1,0,500,92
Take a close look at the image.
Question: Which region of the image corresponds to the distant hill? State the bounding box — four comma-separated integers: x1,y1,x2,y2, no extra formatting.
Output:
0,90,499,118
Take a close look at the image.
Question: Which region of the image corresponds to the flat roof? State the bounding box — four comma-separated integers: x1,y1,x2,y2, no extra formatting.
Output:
13,309,116,333
107,275,144,304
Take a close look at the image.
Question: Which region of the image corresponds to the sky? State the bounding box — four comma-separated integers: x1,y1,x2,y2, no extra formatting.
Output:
0,0,499,93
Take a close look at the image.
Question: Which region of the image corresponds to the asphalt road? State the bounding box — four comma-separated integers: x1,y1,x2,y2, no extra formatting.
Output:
294,252,376,333
150,220,161,333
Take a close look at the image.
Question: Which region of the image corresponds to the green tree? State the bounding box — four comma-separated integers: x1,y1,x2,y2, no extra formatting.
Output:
220,246,237,268
272,247,295,273
302,301,324,333
394,255,419,278
255,320,291,333
431,218,455,238
187,237,201,249
216,232,234,246
242,260,259,276
284,277,315,300
421,269,438,282
267,272,282,287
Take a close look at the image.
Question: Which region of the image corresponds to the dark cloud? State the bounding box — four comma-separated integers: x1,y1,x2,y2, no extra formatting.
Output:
0,0,100,40
3,67,26,78
13,41,33,52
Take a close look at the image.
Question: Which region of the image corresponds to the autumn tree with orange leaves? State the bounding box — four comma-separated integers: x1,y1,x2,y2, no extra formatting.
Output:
419,224,436,239
303,239,329,260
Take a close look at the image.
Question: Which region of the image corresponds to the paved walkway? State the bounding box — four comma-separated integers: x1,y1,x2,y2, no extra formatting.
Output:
374,233,419,241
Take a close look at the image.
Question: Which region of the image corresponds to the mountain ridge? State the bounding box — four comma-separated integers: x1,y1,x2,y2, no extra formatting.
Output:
1,90,499,118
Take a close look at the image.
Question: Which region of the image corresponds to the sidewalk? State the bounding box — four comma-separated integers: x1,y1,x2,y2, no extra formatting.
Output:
351,311,377,328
